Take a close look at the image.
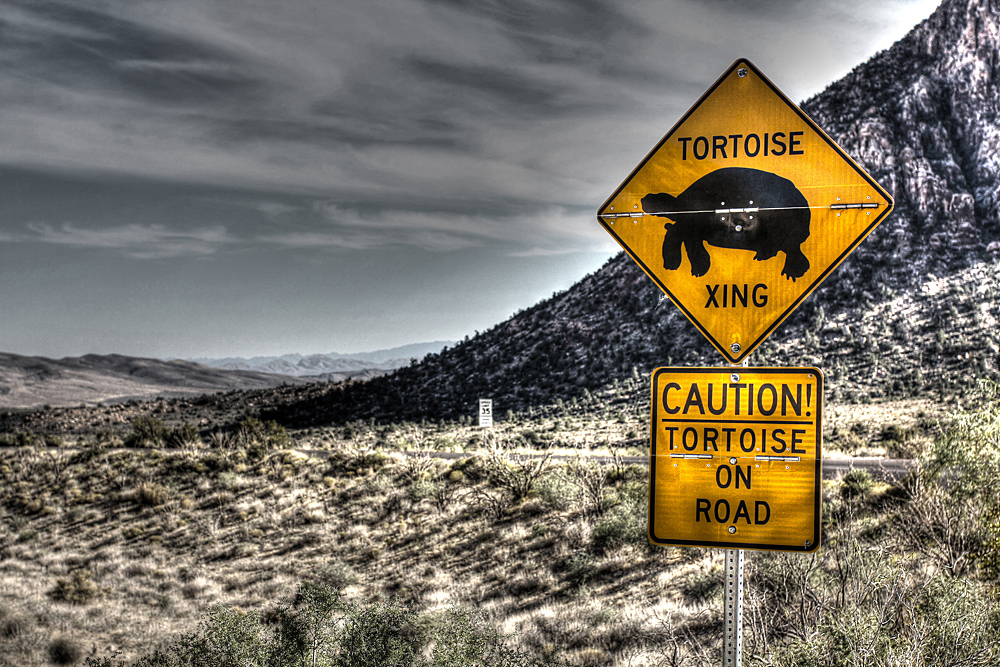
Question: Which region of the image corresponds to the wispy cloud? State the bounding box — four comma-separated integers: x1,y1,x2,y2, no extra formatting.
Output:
0,0,941,256
0,0,944,358
254,204,617,254
26,222,236,259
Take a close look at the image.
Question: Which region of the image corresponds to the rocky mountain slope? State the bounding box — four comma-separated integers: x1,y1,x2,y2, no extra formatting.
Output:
248,256,995,426
0,353,309,409
249,0,1000,426
801,0,1000,291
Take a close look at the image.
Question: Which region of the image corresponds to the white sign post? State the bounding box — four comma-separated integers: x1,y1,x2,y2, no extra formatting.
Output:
478,399,493,428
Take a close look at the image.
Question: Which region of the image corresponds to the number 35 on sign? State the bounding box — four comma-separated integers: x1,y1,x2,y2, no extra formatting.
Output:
648,367,822,552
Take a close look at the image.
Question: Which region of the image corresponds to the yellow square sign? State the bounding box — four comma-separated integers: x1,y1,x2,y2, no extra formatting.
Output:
649,367,822,552
599,59,893,364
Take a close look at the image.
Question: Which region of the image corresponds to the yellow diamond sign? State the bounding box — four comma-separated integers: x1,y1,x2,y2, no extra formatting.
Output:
649,367,822,551
598,59,893,364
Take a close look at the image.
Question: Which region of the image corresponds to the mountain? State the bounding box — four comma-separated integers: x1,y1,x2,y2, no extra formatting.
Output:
189,341,455,377
0,353,310,409
800,0,1000,291
244,0,1000,427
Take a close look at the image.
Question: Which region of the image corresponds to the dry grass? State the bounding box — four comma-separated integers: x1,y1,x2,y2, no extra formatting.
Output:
0,427,699,665
0,399,966,666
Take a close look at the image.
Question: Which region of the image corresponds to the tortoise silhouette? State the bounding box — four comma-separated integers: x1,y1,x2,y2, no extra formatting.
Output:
641,167,810,281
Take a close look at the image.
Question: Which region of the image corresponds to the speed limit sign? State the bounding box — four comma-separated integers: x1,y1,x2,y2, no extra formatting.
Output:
479,399,493,427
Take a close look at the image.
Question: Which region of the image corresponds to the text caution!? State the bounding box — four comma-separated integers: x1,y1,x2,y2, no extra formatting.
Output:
648,367,822,552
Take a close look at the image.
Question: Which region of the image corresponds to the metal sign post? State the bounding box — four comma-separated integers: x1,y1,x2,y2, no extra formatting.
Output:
724,356,749,667
723,548,744,667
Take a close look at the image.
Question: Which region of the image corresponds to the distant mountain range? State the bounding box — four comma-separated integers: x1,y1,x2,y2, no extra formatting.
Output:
0,353,311,409
187,341,454,378
0,342,453,409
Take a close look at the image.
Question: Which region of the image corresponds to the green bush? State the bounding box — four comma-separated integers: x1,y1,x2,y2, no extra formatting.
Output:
840,469,872,499
126,417,168,447
590,481,646,552
534,474,574,511
749,384,1000,666
0,431,39,447
680,570,721,603
556,554,598,588
85,583,564,666
920,393,1000,577
166,422,201,448
236,418,290,460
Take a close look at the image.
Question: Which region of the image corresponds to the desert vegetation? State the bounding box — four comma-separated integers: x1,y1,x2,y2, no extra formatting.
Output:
0,383,994,665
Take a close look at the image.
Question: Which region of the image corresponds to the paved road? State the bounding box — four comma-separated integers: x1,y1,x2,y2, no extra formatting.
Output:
300,449,917,482
7,445,915,483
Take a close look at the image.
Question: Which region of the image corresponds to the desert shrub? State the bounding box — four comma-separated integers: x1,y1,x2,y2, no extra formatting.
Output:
564,458,617,517
467,485,512,521
0,431,39,447
590,481,645,552
745,390,1000,666
0,611,30,638
166,422,201,448
840,469,872,499
315,560,359,589
916,391,1000,577
680,570,721,604
207,430,236,451
184,605,271,667
72,439,108,464
48,636,83,665
481,432,552,504
534,473,575,511
590,509,644,552
428,607,551,667
922,577,1000,663
409,477,462,513
336,595,414,667
126,416,168,447
236,418,289,460
134,482,170,508
48,570,102,605
216,472,241,490
86,584,564,666
556,554,599,589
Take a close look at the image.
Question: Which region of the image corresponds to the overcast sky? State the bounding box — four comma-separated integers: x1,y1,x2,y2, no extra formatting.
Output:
0,0,941,359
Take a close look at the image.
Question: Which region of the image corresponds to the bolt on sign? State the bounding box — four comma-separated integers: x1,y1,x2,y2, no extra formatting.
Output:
597,59,893,364
649,368,822,551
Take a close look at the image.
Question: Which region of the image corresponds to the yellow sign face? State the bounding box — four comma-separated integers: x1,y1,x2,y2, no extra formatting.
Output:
598,59,893,364
649,367,822,552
